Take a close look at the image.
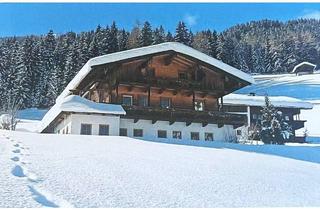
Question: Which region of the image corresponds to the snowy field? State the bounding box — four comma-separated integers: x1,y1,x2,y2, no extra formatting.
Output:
237,73,320,138
1,130,320,208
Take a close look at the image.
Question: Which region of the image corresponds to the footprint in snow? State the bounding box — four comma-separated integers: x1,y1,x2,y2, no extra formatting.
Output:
28,185,59,208
11,156,20,162
12,149,20,153
13,144,20,147
11,165,25,177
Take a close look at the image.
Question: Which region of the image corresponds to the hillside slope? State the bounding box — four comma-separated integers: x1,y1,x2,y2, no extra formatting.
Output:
1,130,320,207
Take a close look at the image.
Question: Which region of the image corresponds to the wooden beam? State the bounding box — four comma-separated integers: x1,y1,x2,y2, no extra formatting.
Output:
192,91,195,110
148,86,151,106
127,85,133,92
186,91,193,97
116,84,119,104
202,122,208,127
172,59,192,68
169,120,175,125
186,121,192,126
164,52,177,66
134,119,139,123
172,89,178,95
218,123,224,128
152,119,157,124
158,88,164,94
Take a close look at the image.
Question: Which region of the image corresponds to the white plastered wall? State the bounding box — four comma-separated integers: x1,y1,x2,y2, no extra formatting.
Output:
120,118,235,142
70,114,120,135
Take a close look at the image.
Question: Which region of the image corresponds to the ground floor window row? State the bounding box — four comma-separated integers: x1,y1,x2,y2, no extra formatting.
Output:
80,124,110,136
76,123,215,141
120,128,214,141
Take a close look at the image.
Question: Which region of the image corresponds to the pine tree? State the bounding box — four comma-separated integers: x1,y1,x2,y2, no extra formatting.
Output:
259,95,293,144
118,29,129,51
89,25,103,57
107,21,119,53
208,30,218,58
153,25,166,44
264,37,273,73
138,21,153,47
38,30,57,107
166,32,174,42
174,21,191,45
217,34,237,67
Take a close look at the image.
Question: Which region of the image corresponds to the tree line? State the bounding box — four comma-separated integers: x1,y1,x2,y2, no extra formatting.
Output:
1,19,320,110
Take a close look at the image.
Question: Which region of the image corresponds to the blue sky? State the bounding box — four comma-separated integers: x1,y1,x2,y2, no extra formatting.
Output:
1,3,320,37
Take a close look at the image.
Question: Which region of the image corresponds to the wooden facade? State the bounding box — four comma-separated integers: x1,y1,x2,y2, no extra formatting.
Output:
69,51,249,127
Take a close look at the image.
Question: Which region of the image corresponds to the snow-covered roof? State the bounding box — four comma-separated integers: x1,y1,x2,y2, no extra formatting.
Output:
39,95,126,132
224,94,313,109
291,62,316,73
56,42,254,104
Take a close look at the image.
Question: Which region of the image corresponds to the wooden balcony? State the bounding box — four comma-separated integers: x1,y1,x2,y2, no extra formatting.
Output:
118,77,225,96
122,105,247,128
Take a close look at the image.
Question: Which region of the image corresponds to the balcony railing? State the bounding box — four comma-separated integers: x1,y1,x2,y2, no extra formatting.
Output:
122,105,247,127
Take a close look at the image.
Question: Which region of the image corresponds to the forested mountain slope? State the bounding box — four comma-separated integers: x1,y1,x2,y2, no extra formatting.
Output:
1,19,320,109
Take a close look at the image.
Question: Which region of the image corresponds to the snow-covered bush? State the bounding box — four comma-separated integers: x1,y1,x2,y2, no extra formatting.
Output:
0,114,11,130
0,114,19,130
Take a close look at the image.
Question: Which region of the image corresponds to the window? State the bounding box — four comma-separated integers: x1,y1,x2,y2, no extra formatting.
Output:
133,129,143,137
205,133,214,141
160,97,171,109
138,95,148,107
120,128,127,136
158,130,167,138
66,126,69,134
194,100,205,111
122,95,133,106
236,130,242,136
172,131,182,139
285,115,290,121
191,132,200,140
80,124,92,135
99,124,109,136
148,68,155,77
178,72,188,80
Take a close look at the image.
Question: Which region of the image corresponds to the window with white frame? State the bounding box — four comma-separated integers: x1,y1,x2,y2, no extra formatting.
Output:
99,124,109,136
191,132,200,140
122,95,133,106
80,124,92,135
160,97,171,109
205,133,214,141
158,130,167,138
194,100,205,111
172,131,182,139
133,129,143,137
